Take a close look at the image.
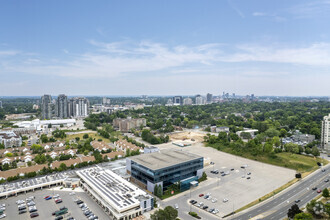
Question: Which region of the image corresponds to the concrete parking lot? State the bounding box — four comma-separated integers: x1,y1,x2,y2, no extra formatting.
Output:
158,142,296,218
1,187,109,220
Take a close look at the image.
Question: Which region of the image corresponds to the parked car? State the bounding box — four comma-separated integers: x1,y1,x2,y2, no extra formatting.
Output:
223,198,229,203
30,213,39,218
202,206,208,210
0,214,5,219
317,189,322,193
53,194,60,198
211,198,217,203
312,187,317,190
247,172,251,175
55,216,64,220
55,199,63,204
204,195,209,199
199,194,204,197
174,204,179,209
189,200,195,204
231,168,235,171
76,200,84,205
46,196,52,200
209,208,215,213
29,208,38,213
325,179,329,183
60,206,66,210
247,177,251,180
295,199,301,203
19,210,27,214
44,196,50,199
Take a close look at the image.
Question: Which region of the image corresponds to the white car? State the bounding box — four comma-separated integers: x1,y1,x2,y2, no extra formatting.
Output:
212,209,219,214
211,198,217,203
0,214,6,219
241,175,246,178
223,198,229,203
16,200,24,205
69,192,76,196
53,194,60,198
174,204,179,209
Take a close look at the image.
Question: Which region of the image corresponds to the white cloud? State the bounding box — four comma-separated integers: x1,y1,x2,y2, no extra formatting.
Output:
288,0,330,18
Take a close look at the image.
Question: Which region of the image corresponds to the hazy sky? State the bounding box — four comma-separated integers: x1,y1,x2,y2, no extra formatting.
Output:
1,0,330,96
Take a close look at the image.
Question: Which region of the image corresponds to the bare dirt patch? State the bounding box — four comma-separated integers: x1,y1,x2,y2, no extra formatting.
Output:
169,131,205,142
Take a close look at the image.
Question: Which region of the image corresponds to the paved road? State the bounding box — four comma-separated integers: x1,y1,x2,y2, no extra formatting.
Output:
231,167,330,220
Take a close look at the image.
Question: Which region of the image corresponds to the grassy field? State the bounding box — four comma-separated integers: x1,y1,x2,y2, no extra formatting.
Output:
65,132,110,143
207,143,328,173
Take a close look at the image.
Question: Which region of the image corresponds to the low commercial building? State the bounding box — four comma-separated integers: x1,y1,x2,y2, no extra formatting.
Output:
143,146,159,154
77,167,153,220
126,150,203,193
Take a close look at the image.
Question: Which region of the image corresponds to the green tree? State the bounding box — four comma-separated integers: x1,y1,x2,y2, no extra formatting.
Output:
287,204,302,219
322,188,329,198
59,163,67,171
240,132,252,140
83,134,89,139
311,146,320,156
164,206,178,219
294,212,313,220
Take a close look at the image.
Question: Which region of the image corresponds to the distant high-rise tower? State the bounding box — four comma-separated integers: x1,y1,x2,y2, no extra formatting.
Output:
172,96,183,105
69,97,90,118
183,97,193,105
41,95,52,119
102,97,111,106
195,95,205,105
321,114,330,152
56,94,68,118
206,93,213,103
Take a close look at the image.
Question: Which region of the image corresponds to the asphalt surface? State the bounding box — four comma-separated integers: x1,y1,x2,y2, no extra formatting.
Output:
231,166,330,220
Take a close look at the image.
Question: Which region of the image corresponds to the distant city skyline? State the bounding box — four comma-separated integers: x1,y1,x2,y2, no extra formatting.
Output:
1,0,330,96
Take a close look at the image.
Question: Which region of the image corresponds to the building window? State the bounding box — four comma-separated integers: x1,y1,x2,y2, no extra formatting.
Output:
144,201,147,208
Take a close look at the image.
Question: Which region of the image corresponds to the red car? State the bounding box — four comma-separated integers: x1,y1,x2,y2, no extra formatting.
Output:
317,189,322,193
55,199,62,204
199,194,204,197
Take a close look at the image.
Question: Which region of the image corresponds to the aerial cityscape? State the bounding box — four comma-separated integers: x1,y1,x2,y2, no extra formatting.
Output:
0,1,330,220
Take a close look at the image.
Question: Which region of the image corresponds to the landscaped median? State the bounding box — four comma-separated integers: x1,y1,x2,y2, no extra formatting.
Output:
188,211,201,219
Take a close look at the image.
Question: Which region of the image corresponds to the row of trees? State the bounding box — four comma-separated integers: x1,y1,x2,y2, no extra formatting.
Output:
141,129,169,144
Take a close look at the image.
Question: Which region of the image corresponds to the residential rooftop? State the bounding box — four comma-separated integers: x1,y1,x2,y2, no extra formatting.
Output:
129,150,202,170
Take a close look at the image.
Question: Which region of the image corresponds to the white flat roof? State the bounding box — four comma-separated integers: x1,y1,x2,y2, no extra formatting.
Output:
76,167,149,214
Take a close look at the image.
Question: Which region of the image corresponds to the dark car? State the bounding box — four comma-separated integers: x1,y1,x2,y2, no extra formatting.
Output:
30,213,39,218
192,201,197,204
55,216,64,220
190,200,195,204
209,208,215,213
312,187,317,190
247,177,251,179
19,210,27,214
60,206,66,210
202,206,208,210
55,199,62,204
325,179,329,183
295,199,301,203
231,168,235,171
76,200,83,205
67,218,74,220
204,195,209,199
84,211,91,216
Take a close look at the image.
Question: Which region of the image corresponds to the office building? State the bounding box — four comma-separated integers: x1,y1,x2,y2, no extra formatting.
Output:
195,95,205,105
183,97,193,105
206,93,213,103
0,130,22,148
68,97,90,118
113,118,146,132
321,113,330,151
77,167,153,220
41,95,53,119
172,96,183,105
127,150,203,193
103,97,111,106
55,94,68,118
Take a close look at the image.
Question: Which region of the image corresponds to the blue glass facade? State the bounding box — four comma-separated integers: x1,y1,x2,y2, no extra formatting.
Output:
130,157,203,191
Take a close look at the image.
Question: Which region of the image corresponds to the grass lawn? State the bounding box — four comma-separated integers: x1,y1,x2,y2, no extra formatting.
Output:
65,132,111,143
207,144,328,173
